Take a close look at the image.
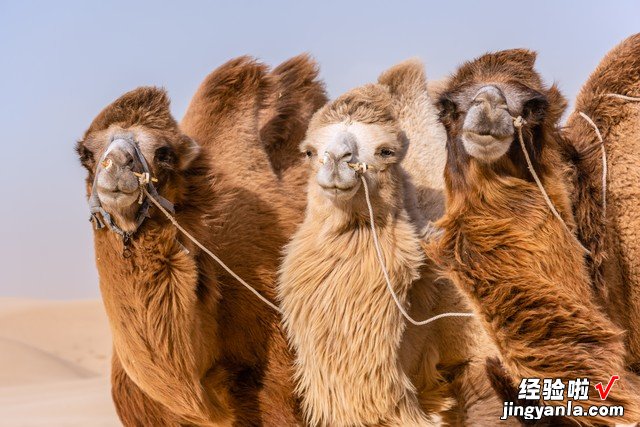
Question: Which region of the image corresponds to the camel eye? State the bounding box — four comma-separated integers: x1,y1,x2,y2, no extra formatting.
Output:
380,148,395,158
305,150,313,158
155,146,175,164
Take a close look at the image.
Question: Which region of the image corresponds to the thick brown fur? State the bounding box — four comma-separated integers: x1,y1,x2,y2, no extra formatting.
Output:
77,56,313,426
426,49,640,425
563,33,640,371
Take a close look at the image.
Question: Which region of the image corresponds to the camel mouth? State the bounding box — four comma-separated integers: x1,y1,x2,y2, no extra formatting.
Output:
461,131,513,162
97,188,140,209
318,183,359,200
463,130,513,144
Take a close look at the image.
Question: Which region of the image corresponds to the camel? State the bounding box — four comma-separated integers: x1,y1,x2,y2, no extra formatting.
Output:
277,70,511,425
76,55,325,426
424,48,640,425
378,59,515,426
563,33,640,372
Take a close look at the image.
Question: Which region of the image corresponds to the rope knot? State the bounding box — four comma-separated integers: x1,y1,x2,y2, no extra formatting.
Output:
133,172,157,186
513,116,527,129
347,162,371,173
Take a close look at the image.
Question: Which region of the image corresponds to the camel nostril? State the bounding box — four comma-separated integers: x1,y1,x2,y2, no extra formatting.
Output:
341,152,353,161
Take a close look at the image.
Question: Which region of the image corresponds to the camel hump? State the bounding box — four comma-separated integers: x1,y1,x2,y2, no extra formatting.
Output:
378,58,427,100
182,56,272,134
259,53,328,176
572,33,640,121
84,86,176,137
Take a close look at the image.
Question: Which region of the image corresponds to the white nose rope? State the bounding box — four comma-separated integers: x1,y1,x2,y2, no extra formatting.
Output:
577,93,640,220
513,92,640,257
354,165,475,326
513,116,592,255
139,178,282,313
577,112,607,217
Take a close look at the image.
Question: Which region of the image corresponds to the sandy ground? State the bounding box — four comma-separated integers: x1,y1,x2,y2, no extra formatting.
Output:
0,298,120,426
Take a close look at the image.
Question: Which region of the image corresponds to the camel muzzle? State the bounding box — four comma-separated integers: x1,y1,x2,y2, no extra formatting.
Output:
88,135,174,242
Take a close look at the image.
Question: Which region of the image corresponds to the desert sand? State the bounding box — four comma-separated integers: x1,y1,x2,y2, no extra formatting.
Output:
0,298,120,426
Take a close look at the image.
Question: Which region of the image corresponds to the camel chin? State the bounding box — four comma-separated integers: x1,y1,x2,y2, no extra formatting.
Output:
461,131,512,162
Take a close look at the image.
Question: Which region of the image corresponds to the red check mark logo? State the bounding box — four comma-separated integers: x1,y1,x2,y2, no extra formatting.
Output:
594,375,620,400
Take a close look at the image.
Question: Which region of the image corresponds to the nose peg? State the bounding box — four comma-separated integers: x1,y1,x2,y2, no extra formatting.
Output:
101,158,113,170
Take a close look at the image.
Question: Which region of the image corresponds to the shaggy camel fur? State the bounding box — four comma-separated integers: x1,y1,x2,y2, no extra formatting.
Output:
378,60,515,426
425,48,640,425
77,56,325,426
564,33,640,372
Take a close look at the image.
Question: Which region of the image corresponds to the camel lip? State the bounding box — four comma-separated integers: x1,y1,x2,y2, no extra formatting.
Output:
319,184,358,199
319,184,356,192
97,186,139,197
96,188,139,207
462,130,513,145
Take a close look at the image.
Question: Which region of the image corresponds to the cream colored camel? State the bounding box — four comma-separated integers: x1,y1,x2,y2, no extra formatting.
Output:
278,69,510,425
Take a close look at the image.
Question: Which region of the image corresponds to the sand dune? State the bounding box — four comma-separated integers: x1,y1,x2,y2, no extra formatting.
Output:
0,298,120,426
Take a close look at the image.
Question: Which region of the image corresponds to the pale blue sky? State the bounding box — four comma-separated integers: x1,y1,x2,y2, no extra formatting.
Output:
0,1,638,299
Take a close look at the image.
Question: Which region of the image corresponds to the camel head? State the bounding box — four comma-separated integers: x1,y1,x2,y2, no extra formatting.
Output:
76,87,200,234
437,49,567,183
301,84,405,210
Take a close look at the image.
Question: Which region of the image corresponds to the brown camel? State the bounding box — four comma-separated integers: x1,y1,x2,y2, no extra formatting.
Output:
563,33,640,372
278,75,511,425
378,59,515,426
76,55,325,426
425,48,640,425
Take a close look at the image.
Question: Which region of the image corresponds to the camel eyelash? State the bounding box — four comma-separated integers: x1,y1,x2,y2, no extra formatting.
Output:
378,148,395,158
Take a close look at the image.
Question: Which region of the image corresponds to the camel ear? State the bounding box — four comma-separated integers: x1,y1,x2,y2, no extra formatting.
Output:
437,93,458,127
522,94,548,125
75,139,95,173
378,58,427,98
177,135,201,170
544,84,568,124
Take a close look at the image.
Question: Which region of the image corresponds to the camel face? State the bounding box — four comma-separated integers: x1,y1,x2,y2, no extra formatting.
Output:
440,82,549,164
302,121,400,202
77,87,201,234
79,127,175,232
301,85,403,206
437,49,561,172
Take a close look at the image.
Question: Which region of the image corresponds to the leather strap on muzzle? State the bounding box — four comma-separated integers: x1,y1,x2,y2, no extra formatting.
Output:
88,135,174,238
